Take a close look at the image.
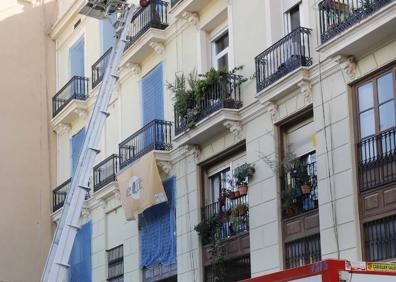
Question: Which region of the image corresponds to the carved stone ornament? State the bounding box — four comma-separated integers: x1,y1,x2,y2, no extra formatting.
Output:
333,55,357,81
54,123,71,135
223,121,242,139
183,144,201,160
124,62,141,76
149,42,165,56
181,11,199,26
81,207,90,218
298,80,313,105
157,161,172,175
74,109,88,120
263,101,279,122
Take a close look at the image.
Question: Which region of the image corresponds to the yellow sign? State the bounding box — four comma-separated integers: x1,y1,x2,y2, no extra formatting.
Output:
367,262,396,272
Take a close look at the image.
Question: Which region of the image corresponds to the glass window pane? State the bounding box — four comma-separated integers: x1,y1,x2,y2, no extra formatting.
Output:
217,54,228,71
215,32,229,54
378,72,394,104
211,175,220,202
289,5,300,31
379,101,395,131
360,109,375,138
358,82,373,111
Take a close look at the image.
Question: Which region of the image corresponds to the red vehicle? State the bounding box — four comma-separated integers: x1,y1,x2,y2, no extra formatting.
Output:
243,259,396,282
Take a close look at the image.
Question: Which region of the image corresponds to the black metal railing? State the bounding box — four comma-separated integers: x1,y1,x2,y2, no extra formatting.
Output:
52,76,89,117
205,256,251,282
285,234,321,269
119,119,172,169
93,154,119,192
201,195,248,242
125,1,168,51
281,158,318,218
319,0,394,44
358,127,396,192
174,74,243,135
107,245,124,282
53,178,71,212
92,47,112,89
255,27,312,92
364,214,396,262
170,0,182,7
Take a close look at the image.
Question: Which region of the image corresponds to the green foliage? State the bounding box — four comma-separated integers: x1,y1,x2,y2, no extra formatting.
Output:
230,203,248,229
232,163,255,186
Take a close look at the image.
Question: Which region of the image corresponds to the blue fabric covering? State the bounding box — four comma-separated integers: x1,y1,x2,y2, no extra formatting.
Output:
71,128,86,174
68,221,92,282
141,63,164,125
140,177,176,268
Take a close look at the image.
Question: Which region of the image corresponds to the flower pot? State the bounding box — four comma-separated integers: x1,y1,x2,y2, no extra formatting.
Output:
218,196,226,206
234,190,240,198
238,184,248,195
238,206,247,216
301,184,312,195
227,191,236,199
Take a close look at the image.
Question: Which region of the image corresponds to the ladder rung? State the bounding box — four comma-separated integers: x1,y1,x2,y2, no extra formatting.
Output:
56,261,70,268
78,185,90,192
100,111,110,117
89,148,101,154
67,224,81,230
111,74,119,79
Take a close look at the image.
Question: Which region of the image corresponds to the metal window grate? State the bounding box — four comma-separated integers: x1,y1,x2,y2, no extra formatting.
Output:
107,245,124,281
364,214,396,261
204,256,251,282
285,234,321,269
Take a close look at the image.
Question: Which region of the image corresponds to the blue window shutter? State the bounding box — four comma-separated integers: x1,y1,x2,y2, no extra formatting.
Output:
139,176,176,268
101,15,116,52
71,128,86,175
141,64,164,126
70,37,85,77
68,221,92,282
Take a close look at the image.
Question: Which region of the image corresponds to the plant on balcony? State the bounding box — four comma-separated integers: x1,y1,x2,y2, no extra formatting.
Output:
232,163,255,195
230,203,248,232
167,66,247,129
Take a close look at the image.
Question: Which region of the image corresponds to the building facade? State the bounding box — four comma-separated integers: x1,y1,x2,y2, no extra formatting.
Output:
49,0,396,281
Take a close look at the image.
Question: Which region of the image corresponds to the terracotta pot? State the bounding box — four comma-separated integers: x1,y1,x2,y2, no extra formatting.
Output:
238,184,248,195
227,191,236,199
218,196,226,206
238,206,247,216
301,184,312,195
234,190,240,198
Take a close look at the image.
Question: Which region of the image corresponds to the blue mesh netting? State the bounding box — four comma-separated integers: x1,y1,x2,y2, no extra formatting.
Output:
139,177,176,268
68,221,92,282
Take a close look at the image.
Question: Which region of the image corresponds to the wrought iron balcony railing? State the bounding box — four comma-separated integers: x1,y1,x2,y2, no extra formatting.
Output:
124,1,168,51
174,74,243,135
285,234,321,269
93,154,119,192
119,119,172,169
92,47,112,89
201,195,248,243
319,0,394,44
53,178,71,212
281,155,318,219
358,127,396,192
52,76,89,117
255,27,312,92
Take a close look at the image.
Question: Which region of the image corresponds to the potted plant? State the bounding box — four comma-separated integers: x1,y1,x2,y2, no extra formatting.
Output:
194,214,222,245
291,162,312,195
230,203,249,234
233,163,255,195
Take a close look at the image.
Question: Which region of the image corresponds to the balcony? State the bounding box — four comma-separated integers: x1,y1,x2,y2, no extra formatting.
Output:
52,76,89,118
358,127,396,192
255,27,312,93
53,178,71,212
281,154,318,219
317,0,396,58
119,119,172,169
92,47,112,89
93,154,119,193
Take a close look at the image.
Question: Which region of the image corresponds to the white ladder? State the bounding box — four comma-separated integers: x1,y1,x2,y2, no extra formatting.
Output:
41,3,136,281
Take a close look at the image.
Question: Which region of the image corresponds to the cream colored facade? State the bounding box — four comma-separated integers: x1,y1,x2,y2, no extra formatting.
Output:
0,0,56,281
49,0,396,282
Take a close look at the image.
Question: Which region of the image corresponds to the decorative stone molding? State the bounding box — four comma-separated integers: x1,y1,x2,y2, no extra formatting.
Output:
181,11,199,26
99,199,107,210
183,144,201,161
263,101,279,123
298,80,313,105
149,42,165,56
74,109,88,120
124,62,141,76
114,189,121,202
333,55,357,81
223,121,242,139
157,161,172,175
54,123,71,135
81,207,90,219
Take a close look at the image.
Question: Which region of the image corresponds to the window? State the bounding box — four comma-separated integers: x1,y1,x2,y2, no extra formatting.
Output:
285,4,300,34
101,14,116,52
69,36,85,77
285,234,321,269
212,31,229,71
107,245,124,282
356,68,396,163
209,167,232,203
364,215,396,261
71,128,86,174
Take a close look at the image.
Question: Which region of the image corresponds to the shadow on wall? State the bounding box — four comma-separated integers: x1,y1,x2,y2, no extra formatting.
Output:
0,0,57,282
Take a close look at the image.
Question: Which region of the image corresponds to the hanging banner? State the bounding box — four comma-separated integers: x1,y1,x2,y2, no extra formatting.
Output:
117,151,167,220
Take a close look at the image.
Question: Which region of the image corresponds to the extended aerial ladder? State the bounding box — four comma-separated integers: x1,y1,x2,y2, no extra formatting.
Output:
42,1,137,281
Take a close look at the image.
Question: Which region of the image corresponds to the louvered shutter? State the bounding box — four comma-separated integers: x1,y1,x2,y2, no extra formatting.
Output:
69,37,85,77
71,128,86,174
141,64,164,125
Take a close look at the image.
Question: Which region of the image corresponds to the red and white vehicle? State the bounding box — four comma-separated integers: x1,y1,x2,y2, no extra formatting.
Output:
244,259,396,282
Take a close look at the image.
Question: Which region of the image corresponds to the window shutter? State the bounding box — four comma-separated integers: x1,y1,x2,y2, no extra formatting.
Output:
71,128,86,174
141,64,164,125
101,15,116,52
70,37,85,77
